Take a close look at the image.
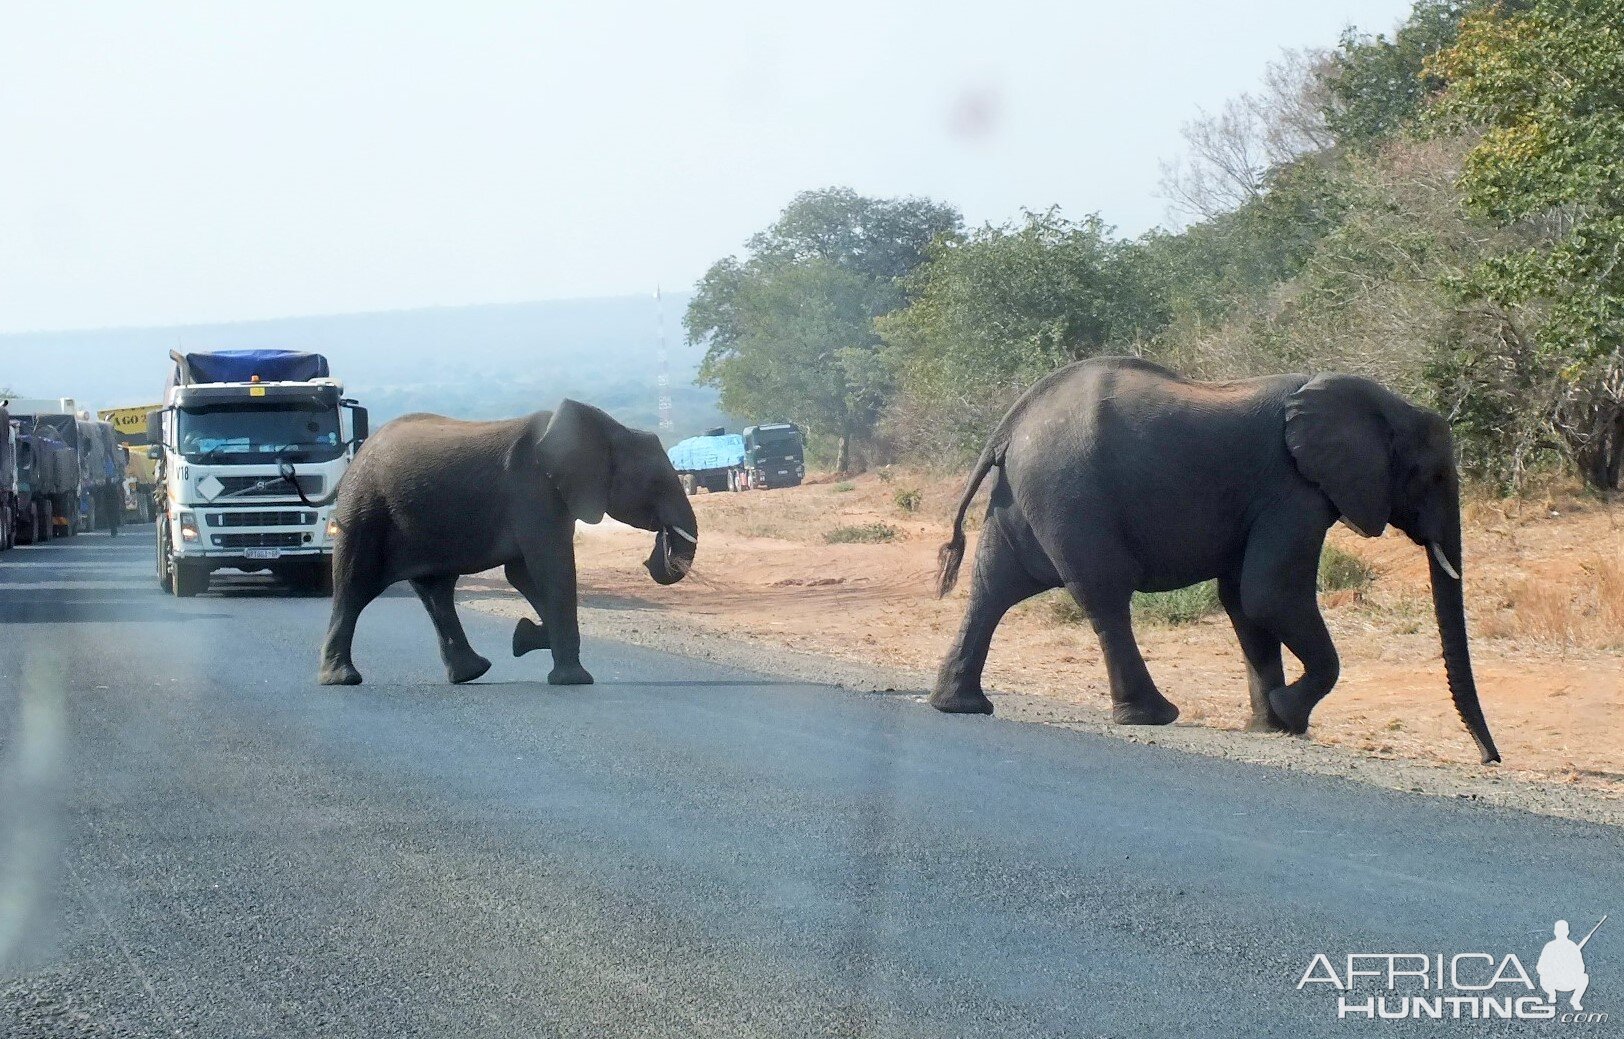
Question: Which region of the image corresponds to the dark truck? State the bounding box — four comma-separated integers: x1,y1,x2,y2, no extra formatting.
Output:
741,423,805,489
668,422,805,493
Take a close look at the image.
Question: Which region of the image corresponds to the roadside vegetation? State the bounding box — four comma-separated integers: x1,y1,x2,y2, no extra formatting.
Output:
685,0,1622,495
823,522,902,545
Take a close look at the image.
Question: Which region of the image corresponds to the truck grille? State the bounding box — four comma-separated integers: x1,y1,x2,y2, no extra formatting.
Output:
213,475,325,497
214,532,308,549
207,511,314,527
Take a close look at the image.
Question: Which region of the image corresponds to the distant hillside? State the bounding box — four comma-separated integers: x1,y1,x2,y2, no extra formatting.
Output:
0,294,726,441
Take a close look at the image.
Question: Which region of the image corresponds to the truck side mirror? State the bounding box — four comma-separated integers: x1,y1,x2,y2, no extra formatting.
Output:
350,406,369,445
146,446,162,460
146,410,163,447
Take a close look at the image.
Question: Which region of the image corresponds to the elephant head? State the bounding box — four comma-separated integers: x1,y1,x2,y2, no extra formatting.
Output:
536,400,697,585
1284,375,1500,763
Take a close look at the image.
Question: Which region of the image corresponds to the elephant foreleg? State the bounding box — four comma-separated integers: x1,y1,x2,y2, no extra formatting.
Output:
411,575,491,684
503,560,551,657
1240,535,1340,734
518,528,592,686
1218,574,1289,731
930,520,1051,714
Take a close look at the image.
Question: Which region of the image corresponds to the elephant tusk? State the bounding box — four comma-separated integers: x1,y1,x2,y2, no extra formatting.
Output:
669,526,697,544
1430,542,1461,581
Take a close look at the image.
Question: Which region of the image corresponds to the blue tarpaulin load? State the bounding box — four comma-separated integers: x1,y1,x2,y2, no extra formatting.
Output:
170,350,331,386
668,433,745,472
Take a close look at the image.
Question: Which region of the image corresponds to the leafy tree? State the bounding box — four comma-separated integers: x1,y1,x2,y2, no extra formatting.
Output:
744,187,962,282
686,189,960,470
878,211,1142,458
1431,0,1624,488
1322,0,1474,146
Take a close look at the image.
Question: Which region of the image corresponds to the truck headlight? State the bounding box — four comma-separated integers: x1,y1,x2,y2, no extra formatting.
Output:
178,513,199,542
326,518,340,539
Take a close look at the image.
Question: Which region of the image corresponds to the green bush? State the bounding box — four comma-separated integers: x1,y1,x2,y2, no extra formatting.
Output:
1318,543,1376,592
1132,581,1223,626
824,522,901,544
893,487,923,513
1041,582,1223,627
832,481,856,493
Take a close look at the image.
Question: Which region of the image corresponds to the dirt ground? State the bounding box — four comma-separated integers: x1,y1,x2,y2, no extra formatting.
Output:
464,471,1623,823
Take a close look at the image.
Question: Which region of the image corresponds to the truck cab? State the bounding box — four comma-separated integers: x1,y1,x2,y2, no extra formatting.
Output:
151,350,367,597
742,423,805,489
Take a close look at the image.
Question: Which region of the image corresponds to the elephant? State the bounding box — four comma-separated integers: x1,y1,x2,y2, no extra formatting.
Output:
931,356,1500,764
317,400,698,687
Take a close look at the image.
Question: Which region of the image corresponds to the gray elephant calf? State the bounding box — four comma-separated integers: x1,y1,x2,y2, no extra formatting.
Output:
932,356,1500,764
318,400,697,687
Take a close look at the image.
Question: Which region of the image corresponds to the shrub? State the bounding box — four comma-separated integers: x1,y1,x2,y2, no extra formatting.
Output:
894,487,923,513
823,522,902,544
832,481,856,493
1132,582,1223,626
1036,582,1224,627
1318,543,1376,592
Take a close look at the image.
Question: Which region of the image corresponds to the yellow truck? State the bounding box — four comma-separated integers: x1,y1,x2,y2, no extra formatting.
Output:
98,404,161,521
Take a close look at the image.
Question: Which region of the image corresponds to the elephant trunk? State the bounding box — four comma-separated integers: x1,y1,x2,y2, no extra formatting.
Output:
645,497,697,586
1427,507,1500,764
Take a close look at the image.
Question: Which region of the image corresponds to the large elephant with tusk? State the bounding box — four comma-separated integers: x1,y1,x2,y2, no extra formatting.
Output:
931,356,1500,764
318,400,697,687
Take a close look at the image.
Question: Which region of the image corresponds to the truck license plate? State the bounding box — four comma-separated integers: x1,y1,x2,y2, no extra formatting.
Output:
245,548,281,560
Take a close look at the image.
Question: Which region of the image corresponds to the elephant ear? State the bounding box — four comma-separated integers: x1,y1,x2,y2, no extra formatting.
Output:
536,399,614,524
1284,374,1394,538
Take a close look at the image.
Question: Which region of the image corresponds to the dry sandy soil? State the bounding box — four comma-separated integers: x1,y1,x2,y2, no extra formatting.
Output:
464,471,1622,824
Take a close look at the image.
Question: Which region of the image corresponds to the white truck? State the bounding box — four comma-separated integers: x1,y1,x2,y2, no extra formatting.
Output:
149,350,368,597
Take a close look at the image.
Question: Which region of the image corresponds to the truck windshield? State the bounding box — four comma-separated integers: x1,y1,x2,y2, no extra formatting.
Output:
177,402,342,463
755,431,801,453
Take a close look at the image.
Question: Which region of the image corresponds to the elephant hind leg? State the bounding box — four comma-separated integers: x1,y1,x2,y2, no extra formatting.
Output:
1070,584,1180,726
1218,574,1289,731
930,517,1053,714
318,535,387,686
411,575,491,684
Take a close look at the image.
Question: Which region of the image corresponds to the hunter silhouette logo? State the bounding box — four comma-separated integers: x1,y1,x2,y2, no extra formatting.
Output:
1298,915,1609,1023
1539,916,1605,1011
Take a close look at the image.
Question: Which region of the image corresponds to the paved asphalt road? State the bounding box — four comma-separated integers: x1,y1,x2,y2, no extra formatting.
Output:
0,531,1618,1038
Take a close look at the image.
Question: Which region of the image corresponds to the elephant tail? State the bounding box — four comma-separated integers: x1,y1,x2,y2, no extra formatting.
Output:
937,438,1004,597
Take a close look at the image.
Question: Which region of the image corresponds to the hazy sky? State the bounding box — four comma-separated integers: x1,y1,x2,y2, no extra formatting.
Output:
0,1,1414,334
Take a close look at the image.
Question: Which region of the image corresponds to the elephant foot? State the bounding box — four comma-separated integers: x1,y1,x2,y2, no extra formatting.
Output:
1266,687,1314,735
548,662,594,686
928,686,995,715
319,662,363,686
447,653,493,685
512,617,550,657
1245,711,1292,733
1112,696,1180,726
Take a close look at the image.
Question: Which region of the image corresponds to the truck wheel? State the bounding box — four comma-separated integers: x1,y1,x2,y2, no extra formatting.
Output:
157,521,175,592
172,560,208,598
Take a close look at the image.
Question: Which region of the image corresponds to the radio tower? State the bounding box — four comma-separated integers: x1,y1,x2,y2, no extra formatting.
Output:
655,285,673,433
